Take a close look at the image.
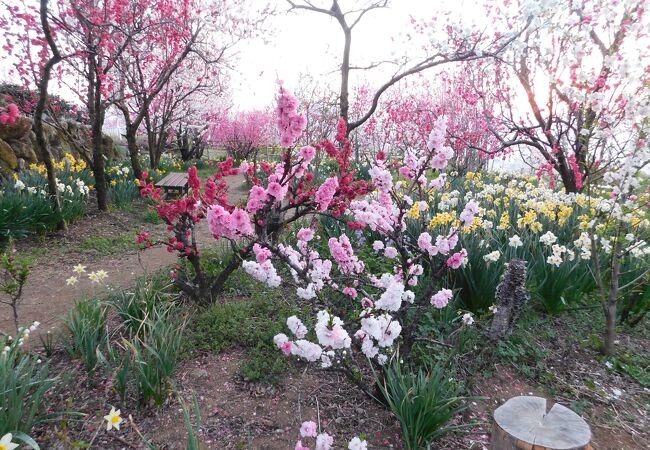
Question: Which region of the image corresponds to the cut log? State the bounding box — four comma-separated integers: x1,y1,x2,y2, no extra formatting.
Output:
491,396,592,450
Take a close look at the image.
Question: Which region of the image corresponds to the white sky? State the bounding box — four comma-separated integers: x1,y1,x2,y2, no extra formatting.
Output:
228,0,486,109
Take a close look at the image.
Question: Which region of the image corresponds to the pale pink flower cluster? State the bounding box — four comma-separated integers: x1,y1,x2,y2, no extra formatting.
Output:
315,310,351,350
328,235,364,274
274,311,350,368
242,259,281,287
417,231,459,256
277,85,307,147
368,162,393,193
207,205,253,240
384,246,398,258
427,116,455,170
276,241,332,300
297,227,315,242
242,244,281,287
285,145,317,179
287,315,308,338
315,177,339,212
294,421,365,450
349,193,399,233
355,313,402,364
374,273,409,312
431,288,453,308
460,199,480,227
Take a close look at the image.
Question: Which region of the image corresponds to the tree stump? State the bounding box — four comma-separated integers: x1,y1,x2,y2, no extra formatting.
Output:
491,396,592,450
488,259,530,341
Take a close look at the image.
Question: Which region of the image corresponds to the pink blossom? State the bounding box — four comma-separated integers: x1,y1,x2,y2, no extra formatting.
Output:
281,341,293,355
431,288,453,308
315,177,339,212
253,243,272,263
300,421,318,438
460,200,480,227
277,85,306,147
372,240,384,251
295,441,310,450
361,297,374,308
316,433,334,450
297,228,315,242
267,181,286,201
328,235,364,274
298,145,316,163
447,250,468,269
384,246,398,259
287,315,308,339
343,287,358,298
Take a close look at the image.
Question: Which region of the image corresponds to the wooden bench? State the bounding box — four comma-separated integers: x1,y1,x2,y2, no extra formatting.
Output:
154,172,189,198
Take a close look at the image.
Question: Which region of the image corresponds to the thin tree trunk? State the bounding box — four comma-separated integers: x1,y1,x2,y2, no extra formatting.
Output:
125,125,143,180
90,80,108,211
34,0,65,230
603,237,622,356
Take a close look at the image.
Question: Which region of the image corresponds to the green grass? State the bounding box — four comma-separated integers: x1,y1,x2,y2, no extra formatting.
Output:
189,272,301,383
78,234,134,257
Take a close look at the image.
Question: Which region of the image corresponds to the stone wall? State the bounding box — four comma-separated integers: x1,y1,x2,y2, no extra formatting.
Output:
0,115,117,175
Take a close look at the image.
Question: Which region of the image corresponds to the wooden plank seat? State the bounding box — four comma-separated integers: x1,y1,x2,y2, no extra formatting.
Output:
154,172,189,198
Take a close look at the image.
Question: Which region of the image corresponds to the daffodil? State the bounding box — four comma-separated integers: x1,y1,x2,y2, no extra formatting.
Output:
0,433,19,450
73,264,87,274
88,270,108,283
66,276,79,286
103,406,122,431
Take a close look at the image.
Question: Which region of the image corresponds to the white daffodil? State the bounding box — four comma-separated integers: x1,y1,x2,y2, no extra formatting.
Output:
0,433,19,450
103,406,122,431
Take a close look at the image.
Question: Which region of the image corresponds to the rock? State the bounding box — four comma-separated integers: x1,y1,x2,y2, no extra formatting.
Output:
0,116,32,141
191,368,209,379
10,138,38,163
0,138,18,170
0,115,118,173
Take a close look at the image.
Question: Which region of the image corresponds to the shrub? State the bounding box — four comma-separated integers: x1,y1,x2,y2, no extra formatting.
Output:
110,276,175,335
125,307,185,405
378,359,467,450
62,298,108,375
0,332,57,435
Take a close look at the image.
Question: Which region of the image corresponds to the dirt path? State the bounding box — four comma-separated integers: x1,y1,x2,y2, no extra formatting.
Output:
0,174,248,335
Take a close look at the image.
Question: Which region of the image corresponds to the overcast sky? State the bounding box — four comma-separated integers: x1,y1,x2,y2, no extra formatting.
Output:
229,0,486,109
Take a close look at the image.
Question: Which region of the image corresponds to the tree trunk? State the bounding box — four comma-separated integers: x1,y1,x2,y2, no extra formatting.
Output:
602,237,622,356
125,125,144,180
34,0,65,231
88,65,108,211
91,109,108,211
340,27,351,126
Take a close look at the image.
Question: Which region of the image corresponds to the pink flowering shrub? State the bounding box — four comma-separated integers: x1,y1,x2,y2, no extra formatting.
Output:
140,86,478,397
138,86,371,302
0,103,20,125
243,113,481,380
